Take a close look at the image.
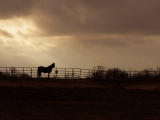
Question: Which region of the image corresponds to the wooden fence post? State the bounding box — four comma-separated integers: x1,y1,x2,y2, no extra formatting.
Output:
6,67,7,79
23,67,24,78
31,68,32,78
80,69,81,79
72,68,74,79
65,68,66,78
129,71,131,80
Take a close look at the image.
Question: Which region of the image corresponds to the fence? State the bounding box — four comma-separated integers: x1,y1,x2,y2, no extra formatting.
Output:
1,67,160,80
0,67,92,79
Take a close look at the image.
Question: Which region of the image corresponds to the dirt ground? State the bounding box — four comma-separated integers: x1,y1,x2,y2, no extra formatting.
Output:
0,79,160,120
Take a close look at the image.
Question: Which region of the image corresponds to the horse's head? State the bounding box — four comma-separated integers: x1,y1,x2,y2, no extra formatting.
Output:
51,63,55,68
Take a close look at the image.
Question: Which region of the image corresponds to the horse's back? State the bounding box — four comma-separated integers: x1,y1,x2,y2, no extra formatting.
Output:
38,66,44,70
38,66,49,73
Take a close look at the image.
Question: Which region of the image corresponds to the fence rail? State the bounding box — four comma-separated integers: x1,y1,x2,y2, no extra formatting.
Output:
1,67,160,80
0,67,92,79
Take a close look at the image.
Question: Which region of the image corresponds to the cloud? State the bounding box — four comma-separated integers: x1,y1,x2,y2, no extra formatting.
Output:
30,0,160,36
1,0,160,68
0,29,13,38
0,0,36,19
1,0,160,35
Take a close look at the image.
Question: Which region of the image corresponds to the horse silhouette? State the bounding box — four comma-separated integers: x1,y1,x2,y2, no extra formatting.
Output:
37,63,55,78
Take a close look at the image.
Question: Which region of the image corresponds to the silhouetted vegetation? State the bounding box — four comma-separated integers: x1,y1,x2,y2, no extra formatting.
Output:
92,67,128,83
105,68,128,81
91,66,160,82
0,67,31,80
0,71,10,78
92,66,105,80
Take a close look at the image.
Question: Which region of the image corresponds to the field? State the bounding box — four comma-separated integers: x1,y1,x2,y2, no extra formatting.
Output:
0,79,160,120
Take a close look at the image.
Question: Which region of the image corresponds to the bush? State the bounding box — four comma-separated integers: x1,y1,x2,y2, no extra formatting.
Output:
92,70,105,80
105,68,128,82
0,67,31,80
131,69,155,80
91,66,128,82
92,66,105,80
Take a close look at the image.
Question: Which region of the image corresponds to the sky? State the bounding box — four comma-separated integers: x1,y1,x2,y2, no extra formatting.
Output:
0,0,160,70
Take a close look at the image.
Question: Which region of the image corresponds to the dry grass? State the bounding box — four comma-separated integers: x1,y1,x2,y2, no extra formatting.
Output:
0,79,160,120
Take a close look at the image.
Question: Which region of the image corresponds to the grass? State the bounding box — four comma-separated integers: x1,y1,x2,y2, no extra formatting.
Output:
0,79,160,120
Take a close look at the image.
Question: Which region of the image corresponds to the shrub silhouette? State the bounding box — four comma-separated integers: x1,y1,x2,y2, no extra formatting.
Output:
92,70,105,80
143,69,153,78
0,71,10,78
132,69,155,80
0,67,31,79
92,66,105,80
105,68,128,82
10,67,16,77
92,66,128,82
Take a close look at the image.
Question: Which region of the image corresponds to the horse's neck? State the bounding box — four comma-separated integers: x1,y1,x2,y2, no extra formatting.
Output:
48,65,54,69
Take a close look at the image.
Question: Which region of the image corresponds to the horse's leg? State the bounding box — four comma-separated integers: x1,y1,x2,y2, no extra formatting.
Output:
37,68,41,79
40,72,42,79
38,72,42,80
37,73,39,79
37,69,39,79
48,73,50,78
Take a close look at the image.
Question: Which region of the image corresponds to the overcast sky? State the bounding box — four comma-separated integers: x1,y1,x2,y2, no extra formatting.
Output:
0,0,160,69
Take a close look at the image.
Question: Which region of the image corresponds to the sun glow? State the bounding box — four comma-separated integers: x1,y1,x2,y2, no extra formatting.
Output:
0,18,38,48
0,18,36,35
0,18,54,49
0,17,58,62
0,17,64,67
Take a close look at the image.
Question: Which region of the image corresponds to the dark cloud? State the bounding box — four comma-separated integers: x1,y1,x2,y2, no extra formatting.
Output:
31,0,160,35
1,0,160,35
73,36,128,48
0,0,36,19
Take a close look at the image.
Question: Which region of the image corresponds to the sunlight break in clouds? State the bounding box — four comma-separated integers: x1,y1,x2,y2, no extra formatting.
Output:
0,17,58,66
0,18,39,48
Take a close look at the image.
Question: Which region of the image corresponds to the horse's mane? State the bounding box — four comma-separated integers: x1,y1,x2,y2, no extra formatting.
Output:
48,63,55,68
